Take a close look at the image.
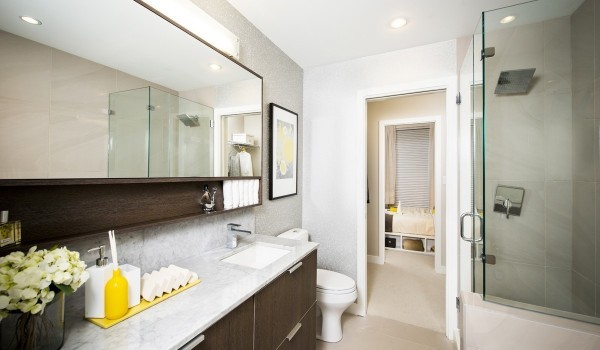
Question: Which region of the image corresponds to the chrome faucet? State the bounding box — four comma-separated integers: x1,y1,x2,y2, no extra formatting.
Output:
226,223,252,249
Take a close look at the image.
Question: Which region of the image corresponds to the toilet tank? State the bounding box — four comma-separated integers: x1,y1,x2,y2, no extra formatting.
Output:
278,228,309,242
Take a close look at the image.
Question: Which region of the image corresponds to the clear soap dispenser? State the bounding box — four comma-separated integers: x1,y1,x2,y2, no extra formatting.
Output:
85,245,112,318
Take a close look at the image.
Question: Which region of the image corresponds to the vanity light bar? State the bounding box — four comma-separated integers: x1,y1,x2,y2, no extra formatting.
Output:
139,0,240,60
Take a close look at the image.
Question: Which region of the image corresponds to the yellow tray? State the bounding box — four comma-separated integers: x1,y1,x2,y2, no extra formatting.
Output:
87,279,201,329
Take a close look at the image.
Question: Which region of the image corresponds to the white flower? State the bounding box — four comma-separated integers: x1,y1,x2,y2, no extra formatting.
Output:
0,295,9,309
0,246,88,320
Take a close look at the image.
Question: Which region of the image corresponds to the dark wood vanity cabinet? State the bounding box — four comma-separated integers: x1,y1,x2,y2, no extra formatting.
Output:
255,250,317,350
195,297,254,350
276,304,317,350
186,250,317,350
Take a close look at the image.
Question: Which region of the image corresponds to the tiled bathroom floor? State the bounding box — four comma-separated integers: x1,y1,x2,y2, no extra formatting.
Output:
316,313,454,350
316,250,452,349
368,250,446,333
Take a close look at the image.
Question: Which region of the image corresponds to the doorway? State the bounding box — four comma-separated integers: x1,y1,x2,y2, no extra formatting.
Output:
365,91,446,333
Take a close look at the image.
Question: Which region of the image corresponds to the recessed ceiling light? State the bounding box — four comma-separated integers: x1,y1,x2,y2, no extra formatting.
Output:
500,15,516,24
209,63,222,71
20,16,42,25
390,17,407,29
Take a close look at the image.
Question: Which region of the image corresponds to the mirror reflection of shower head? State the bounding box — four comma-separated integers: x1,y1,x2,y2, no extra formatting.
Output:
494,68,536,95
176,113,200,127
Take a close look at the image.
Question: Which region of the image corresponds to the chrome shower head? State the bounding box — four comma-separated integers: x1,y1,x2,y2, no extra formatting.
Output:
494,68,536,95
176,114,200,127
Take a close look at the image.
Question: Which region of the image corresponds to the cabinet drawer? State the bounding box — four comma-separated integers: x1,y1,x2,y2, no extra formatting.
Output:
276,302,317,350
194,297,254,350
255,250,317,350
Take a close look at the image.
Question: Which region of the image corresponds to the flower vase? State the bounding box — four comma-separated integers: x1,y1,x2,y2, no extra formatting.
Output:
0,292,65,350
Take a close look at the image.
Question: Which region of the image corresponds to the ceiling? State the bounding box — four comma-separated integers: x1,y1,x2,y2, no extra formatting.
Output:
226,0,577,68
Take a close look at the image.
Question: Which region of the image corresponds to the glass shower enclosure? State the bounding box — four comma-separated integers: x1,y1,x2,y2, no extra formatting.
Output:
108,87,214,178
462,0,600,324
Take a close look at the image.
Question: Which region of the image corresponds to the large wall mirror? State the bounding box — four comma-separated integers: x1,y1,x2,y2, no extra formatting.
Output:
0,0,262,179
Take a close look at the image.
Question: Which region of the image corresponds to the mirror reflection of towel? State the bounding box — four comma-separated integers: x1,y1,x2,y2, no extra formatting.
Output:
228,151,241,177
239,151,253,176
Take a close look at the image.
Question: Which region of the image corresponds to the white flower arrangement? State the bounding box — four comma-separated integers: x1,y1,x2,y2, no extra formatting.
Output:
0,246,89,320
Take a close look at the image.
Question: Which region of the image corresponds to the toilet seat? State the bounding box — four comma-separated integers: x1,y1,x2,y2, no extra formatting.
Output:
317,269,356,295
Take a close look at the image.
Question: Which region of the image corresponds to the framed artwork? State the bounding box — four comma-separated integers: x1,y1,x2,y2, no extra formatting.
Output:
269,103,298,200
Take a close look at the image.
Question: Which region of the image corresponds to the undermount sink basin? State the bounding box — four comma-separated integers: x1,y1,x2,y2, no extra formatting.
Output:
221,243,292,269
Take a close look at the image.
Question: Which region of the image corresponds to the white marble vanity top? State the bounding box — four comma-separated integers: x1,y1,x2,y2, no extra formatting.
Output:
62,234,318,349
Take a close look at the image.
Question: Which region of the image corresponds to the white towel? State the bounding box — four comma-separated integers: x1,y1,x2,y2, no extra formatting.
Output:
231,180,240,208
223,181,232,210
239,151,253,176
252,179,259,204
242,180,249,206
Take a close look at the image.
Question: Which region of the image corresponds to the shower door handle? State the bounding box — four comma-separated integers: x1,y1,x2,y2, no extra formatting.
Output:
460,212,483,243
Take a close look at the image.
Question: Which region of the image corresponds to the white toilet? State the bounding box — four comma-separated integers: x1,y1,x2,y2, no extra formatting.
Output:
278,229,357,343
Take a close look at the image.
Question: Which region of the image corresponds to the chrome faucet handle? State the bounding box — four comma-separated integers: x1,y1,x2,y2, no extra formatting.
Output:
227,223,241,230
503,198,512,219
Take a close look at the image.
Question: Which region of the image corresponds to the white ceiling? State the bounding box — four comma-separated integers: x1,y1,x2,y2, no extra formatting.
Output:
226,0,578,68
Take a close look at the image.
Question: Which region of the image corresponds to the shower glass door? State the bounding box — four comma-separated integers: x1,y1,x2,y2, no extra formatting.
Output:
459,15,485,294
480,0,600,324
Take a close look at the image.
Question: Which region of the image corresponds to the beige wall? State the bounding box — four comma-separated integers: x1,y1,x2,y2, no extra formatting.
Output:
366,91,446,258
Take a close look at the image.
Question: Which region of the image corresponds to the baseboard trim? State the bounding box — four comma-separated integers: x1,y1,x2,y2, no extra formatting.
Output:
368,254,384,264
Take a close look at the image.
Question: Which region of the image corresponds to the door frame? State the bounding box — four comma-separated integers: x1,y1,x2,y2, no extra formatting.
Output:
377,115,442,274
353,77,458,340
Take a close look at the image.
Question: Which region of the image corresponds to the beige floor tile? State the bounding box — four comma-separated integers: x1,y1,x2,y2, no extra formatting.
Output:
367,250,446,333
316,314,454,350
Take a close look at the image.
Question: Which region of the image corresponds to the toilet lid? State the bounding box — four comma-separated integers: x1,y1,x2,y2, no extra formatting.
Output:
317,269,356,293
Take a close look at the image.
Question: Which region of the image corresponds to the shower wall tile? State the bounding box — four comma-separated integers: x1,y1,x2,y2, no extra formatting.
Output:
544,17,572,95
572,0,595,93
0,30,51,107
544,93,572,181
546,181,573,268
596,184,600,284
597,285,600,317
546,267,573,312
485,99,545,182
48,106,108,178
572,181,596,281
572,89,594,120
572,271,596,317
0,98,49,179
485,180,545,266
572,119,595,182
485,259,545,305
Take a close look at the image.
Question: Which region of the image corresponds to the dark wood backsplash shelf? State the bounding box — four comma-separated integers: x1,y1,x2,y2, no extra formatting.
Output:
0,178,262,254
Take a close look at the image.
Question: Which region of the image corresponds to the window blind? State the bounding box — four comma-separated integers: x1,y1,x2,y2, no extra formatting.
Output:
395,127,431,208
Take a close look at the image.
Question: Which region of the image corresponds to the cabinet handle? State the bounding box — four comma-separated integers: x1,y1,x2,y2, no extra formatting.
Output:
179,334,204,350
286,322,302,341
288,262,303,274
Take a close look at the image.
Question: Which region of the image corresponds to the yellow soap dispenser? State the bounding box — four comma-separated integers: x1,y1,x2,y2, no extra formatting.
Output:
105,230,128,320
105,267,128,319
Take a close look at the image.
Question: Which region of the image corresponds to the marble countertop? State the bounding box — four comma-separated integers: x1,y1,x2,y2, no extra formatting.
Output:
63,234,318,349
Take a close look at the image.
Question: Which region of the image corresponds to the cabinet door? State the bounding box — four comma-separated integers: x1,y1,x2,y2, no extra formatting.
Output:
194,297,254,350
277,303,317,350
255,250,317,350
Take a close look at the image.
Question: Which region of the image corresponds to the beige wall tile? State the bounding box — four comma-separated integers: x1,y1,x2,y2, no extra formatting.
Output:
0,31,51,107
0,98,49,178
